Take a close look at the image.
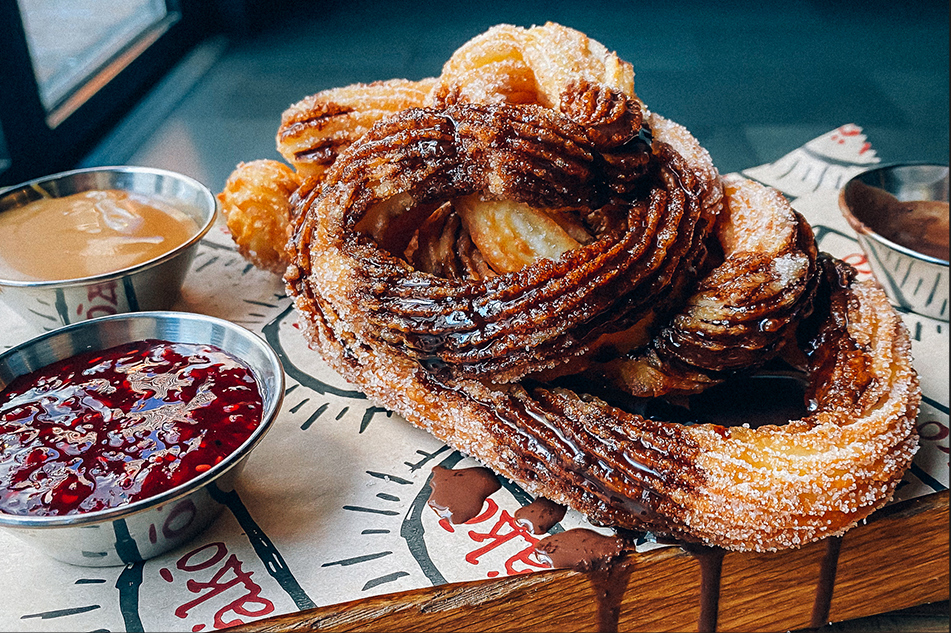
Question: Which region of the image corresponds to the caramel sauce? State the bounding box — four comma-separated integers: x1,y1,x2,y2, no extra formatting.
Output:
0,189,200,282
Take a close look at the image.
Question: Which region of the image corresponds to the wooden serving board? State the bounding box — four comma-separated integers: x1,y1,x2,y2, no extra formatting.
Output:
230,490,948,632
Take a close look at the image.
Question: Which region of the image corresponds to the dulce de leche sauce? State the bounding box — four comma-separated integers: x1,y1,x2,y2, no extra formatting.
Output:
0,189,200,282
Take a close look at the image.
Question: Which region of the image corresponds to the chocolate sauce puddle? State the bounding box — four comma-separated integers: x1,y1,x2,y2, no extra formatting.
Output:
514,497,566,534
535,528,624,570
427,465,501,523
426,464,845,632
535,528,631,633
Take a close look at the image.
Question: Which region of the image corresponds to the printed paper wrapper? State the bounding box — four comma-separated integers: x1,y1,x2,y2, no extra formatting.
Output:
0,125,947,632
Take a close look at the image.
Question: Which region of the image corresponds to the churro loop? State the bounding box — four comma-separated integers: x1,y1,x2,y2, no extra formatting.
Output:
430,22,640,148
284,96,919,551
602,174,820,397
278,77,437,180
288,101,719,383
223,22,920,552
291,252,919,552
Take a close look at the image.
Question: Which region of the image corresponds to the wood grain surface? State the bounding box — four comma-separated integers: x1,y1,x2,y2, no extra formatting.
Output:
231,490,948,632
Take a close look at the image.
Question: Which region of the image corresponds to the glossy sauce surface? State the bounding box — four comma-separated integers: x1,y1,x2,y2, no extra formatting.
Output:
844,181,949,261
427,465,501,524
876,199,949,260
514,496,566,534
0,189,200,282
0,339,263,516
534,528,624,570
423,459,848,633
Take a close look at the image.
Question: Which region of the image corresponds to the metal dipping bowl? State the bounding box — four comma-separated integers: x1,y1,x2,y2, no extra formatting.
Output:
0,166,217,332
0,311,284,566
839,163,949,321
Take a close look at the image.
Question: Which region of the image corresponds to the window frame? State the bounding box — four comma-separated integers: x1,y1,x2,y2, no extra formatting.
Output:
0,0,209,187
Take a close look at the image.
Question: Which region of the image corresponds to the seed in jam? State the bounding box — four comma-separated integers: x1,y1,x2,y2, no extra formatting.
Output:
0,339,263,516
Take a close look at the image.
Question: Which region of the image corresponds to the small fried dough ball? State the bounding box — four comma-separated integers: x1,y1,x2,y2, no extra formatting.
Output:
217,159,300,275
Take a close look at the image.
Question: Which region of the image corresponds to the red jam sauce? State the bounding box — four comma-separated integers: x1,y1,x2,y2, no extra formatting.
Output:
0,339,263,517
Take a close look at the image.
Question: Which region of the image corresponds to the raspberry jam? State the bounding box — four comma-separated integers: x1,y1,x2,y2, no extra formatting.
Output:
0,339,263,517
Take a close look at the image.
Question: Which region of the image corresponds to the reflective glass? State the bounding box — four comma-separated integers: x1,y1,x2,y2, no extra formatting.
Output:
16,0,169,114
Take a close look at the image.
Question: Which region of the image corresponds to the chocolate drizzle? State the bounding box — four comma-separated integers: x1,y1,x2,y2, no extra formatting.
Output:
591,559,636,633
684,544,726,633
425,462,849,632
810,535,843,629
536,528,631,633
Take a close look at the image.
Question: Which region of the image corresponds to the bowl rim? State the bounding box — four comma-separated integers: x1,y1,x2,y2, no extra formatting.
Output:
0,165,218,287
839,161,950,267
0,311,284,528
